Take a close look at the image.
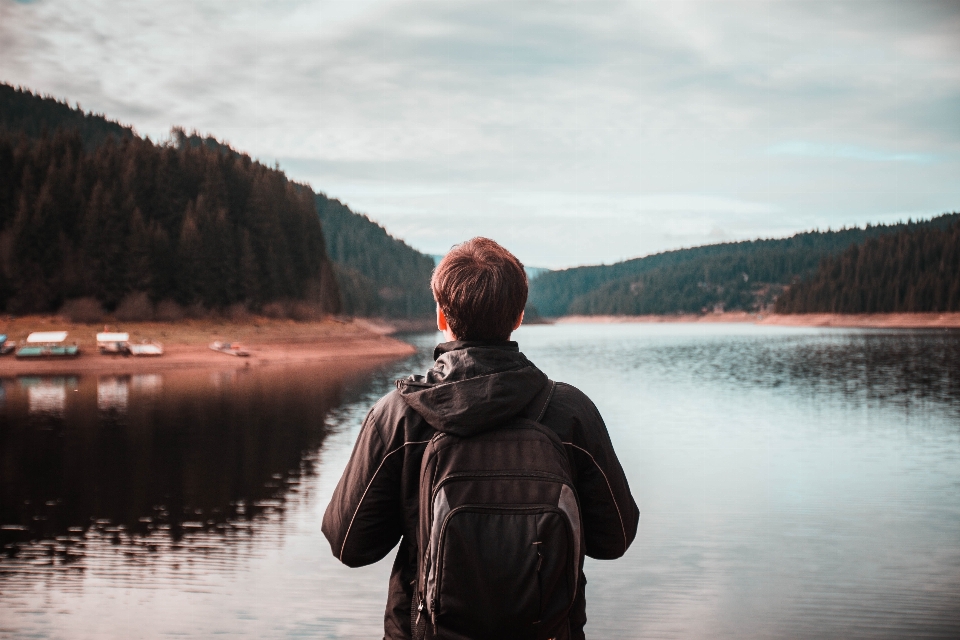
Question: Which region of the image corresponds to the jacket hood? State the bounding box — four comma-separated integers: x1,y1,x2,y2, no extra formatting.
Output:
395,341,548,436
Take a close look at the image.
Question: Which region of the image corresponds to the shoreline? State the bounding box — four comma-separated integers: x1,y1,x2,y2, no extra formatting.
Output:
555,312,960,329
0,316,417,376
6,309,956,377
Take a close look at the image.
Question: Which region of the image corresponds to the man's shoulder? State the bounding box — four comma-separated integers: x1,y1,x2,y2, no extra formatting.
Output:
549,381,600,415
366,388,433,444
369,388,409,416
538,380,605,440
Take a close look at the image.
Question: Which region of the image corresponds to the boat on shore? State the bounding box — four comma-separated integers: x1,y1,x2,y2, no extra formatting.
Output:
0,334,15,355
209,341,250,357
96,332,130,355
128,340,164,357
15,332,80,359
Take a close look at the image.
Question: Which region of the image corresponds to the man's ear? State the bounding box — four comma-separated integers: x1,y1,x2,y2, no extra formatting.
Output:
437,304,449,332
514,309,525,331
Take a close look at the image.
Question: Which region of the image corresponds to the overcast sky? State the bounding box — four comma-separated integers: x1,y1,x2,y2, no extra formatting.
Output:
2,0,958,268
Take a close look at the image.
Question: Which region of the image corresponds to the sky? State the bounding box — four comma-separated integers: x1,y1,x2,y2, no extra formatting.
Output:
1,0,958,269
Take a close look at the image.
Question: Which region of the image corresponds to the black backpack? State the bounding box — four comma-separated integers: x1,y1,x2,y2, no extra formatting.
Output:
412,381,584,640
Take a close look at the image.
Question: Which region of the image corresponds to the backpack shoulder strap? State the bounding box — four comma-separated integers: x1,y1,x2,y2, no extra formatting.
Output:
525,379,556,423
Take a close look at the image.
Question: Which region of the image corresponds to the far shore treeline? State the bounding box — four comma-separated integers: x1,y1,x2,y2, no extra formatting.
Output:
529,214,960,317
776,220,960,313
2,82,957,321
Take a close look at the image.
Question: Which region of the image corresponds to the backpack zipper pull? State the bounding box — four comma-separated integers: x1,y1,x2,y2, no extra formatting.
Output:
416,600,423,624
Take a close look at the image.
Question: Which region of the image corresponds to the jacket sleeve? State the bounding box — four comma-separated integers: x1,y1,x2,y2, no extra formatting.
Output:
321,398,404,567
557,384,640,560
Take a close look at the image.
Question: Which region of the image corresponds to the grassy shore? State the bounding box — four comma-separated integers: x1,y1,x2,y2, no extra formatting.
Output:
0,315,417,375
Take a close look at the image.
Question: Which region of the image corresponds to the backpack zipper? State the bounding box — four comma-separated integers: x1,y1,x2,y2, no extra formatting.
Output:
430,470,574,506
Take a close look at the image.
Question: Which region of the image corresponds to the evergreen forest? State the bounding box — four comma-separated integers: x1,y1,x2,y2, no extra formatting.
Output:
5,83,957,322
776,218,960,313
1,84,135,149
530,214,960,317
0,84,339,316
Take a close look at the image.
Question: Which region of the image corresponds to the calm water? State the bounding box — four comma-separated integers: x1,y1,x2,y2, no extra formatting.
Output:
2,324,959,639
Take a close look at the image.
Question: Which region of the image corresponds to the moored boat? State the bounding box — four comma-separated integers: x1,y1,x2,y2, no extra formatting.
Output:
209,340,250,357
15,332,80,358
128,340,164,357
96,332,130,355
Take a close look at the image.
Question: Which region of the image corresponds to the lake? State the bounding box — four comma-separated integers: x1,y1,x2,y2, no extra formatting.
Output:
2,323,959,639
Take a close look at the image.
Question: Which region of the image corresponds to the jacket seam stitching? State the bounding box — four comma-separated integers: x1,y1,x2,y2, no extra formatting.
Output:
338,439,431,563
372,415,388,448
562,442,628,555
536,380,557,422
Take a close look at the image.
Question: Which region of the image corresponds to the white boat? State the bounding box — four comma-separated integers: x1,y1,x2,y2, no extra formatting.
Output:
128,341,164,357
16,332,80,358
96,332,130,354
209,340,250,357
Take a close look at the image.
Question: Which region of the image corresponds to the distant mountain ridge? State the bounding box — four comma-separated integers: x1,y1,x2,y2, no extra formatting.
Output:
530,214,960,317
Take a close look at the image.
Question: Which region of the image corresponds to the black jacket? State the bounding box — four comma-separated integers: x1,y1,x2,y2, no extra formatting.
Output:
322,340,640,639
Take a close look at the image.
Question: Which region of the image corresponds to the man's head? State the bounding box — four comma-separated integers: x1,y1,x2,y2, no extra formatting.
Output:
431,237,527,342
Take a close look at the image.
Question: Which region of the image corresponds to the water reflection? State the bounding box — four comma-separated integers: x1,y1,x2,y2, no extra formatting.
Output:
97,376,129,412
130,373,163,394
20,376,79,416
2,327,959,639
0,363,380,568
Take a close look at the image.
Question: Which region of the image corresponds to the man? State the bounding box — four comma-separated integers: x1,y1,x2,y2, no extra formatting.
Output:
322,237,639,639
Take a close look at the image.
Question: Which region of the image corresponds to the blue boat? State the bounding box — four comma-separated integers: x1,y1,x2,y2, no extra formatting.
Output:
15,331,80,359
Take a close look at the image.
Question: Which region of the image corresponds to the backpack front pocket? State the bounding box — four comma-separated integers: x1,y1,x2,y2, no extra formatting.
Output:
432,507,573,640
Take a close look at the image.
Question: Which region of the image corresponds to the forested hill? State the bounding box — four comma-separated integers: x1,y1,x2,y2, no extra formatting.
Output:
530,214,960,317
0,85,340,317
174,128,435,317
316,196,435,318
0,83,135,148
776,217,960,313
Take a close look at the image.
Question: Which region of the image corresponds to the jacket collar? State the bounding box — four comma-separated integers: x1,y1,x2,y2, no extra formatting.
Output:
397,340,547,436
433,340,519,360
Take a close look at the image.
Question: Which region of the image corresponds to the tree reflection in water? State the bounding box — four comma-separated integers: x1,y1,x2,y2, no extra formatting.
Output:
0,363,376,570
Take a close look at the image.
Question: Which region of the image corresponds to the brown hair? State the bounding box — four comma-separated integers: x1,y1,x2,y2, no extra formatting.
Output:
431,237,527,341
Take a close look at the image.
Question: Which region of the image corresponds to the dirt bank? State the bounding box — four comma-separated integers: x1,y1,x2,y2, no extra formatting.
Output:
0,315,416,376
556,312,960,328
